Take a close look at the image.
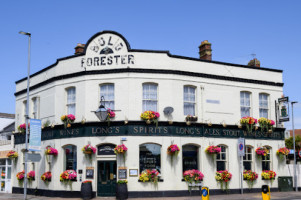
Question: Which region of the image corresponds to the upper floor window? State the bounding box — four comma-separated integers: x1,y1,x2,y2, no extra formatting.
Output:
262,146,271,171
243,146,253,170
216,145,227,171
23,101,27,121
32,97,39,119
66,87,76,115
64,145,77,171
240,91,251,117
100,84,115,110
259,93,269,118
184,86,196,116
142,83,157,112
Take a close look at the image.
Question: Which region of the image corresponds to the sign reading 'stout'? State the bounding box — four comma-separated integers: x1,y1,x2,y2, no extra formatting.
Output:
81,32,135,68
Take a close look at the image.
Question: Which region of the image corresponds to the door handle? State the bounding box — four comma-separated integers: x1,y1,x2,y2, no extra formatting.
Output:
110,173,114,180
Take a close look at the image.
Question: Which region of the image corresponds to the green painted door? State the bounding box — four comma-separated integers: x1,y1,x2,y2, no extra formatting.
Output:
97,161,117,196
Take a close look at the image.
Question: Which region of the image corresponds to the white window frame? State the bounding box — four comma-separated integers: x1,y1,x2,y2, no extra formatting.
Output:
66,87,76,115
183,86,196,116
243,146,253,170
100,84,115,110
216,145,228,171
142,83,158,112
259,93,269,118
240,91,251,117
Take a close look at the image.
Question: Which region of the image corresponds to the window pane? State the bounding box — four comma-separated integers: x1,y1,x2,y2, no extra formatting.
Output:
139,144,161,173
7,167,11,179
182,145,198,172
262,161,270,171
184,86,196,115
243,162,251,171
217,161,225,171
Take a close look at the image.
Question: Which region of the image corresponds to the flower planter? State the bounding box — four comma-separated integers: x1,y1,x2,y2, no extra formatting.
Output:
81,182,92,200
116,183,128,200
186,116,198,122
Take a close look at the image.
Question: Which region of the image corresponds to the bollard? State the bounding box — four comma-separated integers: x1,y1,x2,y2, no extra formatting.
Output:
262,185,270,200
201,187,209,200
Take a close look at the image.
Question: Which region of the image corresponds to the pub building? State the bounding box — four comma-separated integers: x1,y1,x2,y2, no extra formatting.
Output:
13,31,287,198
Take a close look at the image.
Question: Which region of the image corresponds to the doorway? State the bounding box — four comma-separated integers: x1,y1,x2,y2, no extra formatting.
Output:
97,161,117,196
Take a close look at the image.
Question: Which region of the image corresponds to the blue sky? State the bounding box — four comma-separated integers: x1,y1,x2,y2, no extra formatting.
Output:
0,1,300,129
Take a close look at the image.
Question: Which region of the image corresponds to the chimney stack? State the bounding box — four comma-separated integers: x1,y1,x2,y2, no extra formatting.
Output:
247,58,260,67
199,40,212,61
74,43,85,54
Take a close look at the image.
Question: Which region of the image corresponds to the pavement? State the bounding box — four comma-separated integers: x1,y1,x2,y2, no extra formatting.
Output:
1,191,301,200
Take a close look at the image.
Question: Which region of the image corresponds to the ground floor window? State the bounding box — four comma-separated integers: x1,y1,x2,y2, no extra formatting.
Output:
0,158,11,193
243,146,253,170
139,144,161,173
262,146,271,171
64,145,77,171
182,145,198,172
216,145,227,171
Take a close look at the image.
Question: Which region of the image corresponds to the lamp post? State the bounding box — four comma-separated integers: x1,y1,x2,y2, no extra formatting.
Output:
19,31,31,200
291,101,298,192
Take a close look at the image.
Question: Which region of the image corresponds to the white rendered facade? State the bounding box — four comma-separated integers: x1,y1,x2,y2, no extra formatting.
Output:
13,31,286,197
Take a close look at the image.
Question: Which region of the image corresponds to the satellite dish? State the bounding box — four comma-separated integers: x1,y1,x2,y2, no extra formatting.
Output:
163,107,174,115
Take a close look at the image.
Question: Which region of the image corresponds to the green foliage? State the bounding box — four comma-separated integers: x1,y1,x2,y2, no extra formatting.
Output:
285,135,301,150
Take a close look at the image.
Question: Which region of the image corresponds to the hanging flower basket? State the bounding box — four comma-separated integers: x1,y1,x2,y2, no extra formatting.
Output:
27,171,35,181
82,144,97,155
243,170,258,188
139,169,159,184
215,170,232,192
276,147,289,160
16,171,25,182
258,117,275,133
240,117,257,133
41,171,52,182
205,145,221,155
167,144,180,155
255,147,269,157
140,111,160,127
45,146,58,156
1,172,5,179
261,170,276,183
7,150,18,159
61,114,76,128
185,115,198,122
106,109,115,126
17,123,29,133
114,144,128,155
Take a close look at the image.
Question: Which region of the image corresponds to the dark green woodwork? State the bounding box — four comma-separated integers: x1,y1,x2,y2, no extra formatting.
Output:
97,161,117,197
14,121,285,145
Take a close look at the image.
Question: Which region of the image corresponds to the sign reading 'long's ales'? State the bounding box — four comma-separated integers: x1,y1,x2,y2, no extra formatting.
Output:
81,32,135,68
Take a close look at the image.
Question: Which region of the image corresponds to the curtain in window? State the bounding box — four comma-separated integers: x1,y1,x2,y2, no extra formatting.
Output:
184,86,195,115
100,84,115,110
143,84,157,111
259,93,269,118
67,88,76,115
240,92,250,117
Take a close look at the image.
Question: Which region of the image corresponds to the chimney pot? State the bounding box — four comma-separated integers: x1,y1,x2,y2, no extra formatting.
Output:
199,40,212,61
74,43,85,54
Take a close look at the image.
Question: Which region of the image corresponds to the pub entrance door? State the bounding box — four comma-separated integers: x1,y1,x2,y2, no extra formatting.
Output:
97,161,117,196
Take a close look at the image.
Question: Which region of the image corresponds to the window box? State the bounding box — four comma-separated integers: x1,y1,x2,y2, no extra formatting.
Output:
138,179,163,182
185,116,198,122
